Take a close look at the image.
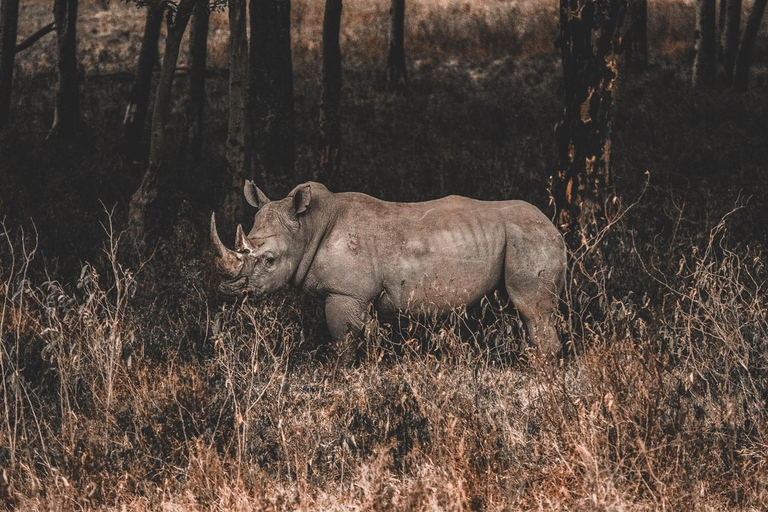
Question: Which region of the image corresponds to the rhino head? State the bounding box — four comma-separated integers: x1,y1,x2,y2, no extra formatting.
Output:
211,181,313,299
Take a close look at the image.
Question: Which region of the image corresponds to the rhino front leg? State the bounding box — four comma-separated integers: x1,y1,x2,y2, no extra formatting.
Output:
325,294,370,365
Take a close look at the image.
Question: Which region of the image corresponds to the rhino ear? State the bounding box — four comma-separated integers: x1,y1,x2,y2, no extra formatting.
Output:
244,180,270,209
292,184,311,215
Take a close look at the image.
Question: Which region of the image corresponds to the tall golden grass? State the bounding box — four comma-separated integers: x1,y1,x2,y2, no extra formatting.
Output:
2,197,766,509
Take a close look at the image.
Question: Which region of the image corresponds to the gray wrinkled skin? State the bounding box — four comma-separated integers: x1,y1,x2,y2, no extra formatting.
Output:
213,181,567,360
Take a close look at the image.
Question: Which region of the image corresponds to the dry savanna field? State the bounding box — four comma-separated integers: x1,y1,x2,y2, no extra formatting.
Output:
1,0,768,509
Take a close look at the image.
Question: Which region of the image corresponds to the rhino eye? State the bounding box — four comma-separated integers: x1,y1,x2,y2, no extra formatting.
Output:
264,256,276,268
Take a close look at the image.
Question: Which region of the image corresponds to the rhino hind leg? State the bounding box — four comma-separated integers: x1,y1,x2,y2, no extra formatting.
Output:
504,246,565,360
514,296,561,359
325,294,370,365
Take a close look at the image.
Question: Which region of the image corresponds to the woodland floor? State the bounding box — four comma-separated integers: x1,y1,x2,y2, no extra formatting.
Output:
1,0,768,509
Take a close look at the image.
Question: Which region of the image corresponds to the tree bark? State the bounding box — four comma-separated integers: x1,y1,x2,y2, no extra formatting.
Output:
718,0,727,54
317,0,342,185
733,0,767,91
627,0,648,71
185,0,208,162
123,2,164,147
553,0,631,231
692,0,717,88
48,0,79,140
386,0,407,93
128,0,194,244
249,0,295,183
223,0,249,228
0,0,20,130
721,0,741,84
720,0,727,29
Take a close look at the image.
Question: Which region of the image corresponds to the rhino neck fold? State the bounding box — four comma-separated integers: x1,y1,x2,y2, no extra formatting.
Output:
290,193,337,290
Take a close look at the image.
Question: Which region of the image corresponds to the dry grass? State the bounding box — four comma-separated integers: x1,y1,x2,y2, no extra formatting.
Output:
2,0,768,509
2,200,766,509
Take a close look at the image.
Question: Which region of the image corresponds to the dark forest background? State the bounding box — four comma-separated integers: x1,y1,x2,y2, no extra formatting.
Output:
1,0,767,509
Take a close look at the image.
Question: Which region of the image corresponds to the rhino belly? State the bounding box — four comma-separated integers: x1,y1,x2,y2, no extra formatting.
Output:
376,253,505,317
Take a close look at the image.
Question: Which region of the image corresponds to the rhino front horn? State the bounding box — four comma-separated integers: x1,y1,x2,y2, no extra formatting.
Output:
210,213,243,278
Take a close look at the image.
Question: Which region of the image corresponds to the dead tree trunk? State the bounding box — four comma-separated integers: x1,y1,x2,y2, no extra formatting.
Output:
733,0,767,91
719,0,727,30
48,0,79,140
627,0,648,71
386,0,407,93
721,0,741,84
128,0,195,244
185,0,208,162
123,2,164,148
317,0,342,185
718,0,727,56
222,0,249,228
692,0,717,88
0,0,20,130
249,0,295,183
553,0,630,231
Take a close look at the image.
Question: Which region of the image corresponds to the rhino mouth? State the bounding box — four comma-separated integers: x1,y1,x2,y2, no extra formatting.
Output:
217,276,249,300
211,212,253,300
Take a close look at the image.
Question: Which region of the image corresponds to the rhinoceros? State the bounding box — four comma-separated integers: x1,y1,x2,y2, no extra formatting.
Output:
212,181,567,360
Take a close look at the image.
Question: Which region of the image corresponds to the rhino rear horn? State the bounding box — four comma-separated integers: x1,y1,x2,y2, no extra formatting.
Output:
211,213,243,278
235,224,257,252
244,180,271,209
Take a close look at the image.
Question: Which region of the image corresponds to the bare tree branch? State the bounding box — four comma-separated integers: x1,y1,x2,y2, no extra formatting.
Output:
15,22,55,54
